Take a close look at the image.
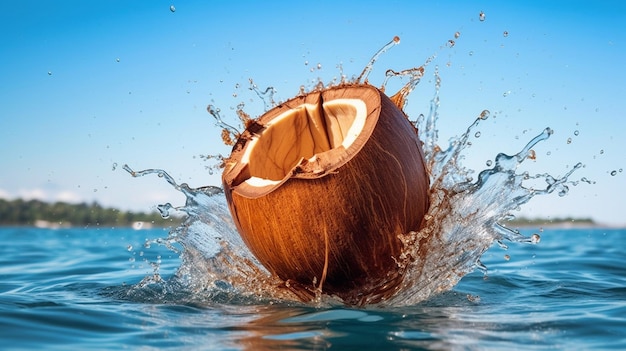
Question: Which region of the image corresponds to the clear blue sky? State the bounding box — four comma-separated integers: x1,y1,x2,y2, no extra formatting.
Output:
1,1,624,225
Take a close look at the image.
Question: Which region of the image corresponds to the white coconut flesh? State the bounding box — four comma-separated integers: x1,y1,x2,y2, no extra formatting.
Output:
240,99,367,187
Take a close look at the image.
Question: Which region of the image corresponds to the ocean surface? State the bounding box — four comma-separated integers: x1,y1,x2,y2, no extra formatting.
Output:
1,226,624,350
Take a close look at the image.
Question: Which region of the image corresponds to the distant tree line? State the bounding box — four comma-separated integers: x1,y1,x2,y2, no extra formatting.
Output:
0,198,596,228
0,198,180,227
505,216,595,226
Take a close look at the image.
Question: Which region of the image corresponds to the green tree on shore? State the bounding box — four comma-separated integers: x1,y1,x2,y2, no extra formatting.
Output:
0,199,179,227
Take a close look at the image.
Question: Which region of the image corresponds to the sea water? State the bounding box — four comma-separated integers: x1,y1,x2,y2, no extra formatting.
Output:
1,227,624,349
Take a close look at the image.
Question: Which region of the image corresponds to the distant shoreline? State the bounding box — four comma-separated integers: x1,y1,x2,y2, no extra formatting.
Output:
1,198,622,230
0,220,179,230
0,198,182,228
502,219,624,230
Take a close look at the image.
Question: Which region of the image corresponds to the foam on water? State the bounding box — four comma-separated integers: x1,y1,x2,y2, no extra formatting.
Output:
123,39,585,307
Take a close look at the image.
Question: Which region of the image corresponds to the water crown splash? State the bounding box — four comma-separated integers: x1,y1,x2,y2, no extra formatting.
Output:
124,37,584,307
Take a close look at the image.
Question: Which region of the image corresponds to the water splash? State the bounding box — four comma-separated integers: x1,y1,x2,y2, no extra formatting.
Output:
356,36,400,84
123,165,303,304
248,78,276,112
123,41,586,307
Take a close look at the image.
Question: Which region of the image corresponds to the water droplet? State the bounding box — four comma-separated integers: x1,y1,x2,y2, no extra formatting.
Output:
479,11,486,21
304,60,309,66
558,184,570,197
454,31,461,39
112,163,118,171
546,151,552,156
479,110,490,120
127,245,133,251
474,131,481,138
620,168,623,173
504,254,510,261
611,170,617,176
527,149,536,160
503,90,511,97
599,149,604,155
47,71,52,76
581,177,594,185
574,130,579,136
486,160,493,167
93,188,98,193
531,233,541,244
469,51,474,56
566,137,572,144
116,58,120,62
467,294,481,302
503,31,509,37
316,63,322,70
169,5,176,12
447,40,455,48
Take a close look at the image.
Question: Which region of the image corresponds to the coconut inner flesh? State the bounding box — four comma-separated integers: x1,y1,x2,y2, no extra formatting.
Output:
241,99,367,184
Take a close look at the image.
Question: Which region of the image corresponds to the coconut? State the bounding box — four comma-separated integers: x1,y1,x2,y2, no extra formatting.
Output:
222,84,430,304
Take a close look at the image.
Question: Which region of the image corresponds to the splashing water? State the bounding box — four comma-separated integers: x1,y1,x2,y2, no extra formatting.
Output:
123,38,584,307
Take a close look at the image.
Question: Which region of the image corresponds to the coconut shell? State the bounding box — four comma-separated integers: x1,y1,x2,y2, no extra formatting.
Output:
222,84,429,304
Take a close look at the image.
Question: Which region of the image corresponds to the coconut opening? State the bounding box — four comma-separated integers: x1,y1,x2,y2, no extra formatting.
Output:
240,98,367,184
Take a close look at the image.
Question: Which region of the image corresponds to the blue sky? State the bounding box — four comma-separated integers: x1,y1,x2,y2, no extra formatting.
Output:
1,1,624,225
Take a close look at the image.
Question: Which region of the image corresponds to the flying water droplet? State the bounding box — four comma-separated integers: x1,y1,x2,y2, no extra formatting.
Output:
479,11,486,21
454,31,461,39
474,131,481,138
567,137,572,144
486,160,493,167
611,170,617,176
170,5,176,12
157,203,174,219
530,233,541,244
479,109,490,120
503,31,509,37
112,163,118,171
574,130,579,136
